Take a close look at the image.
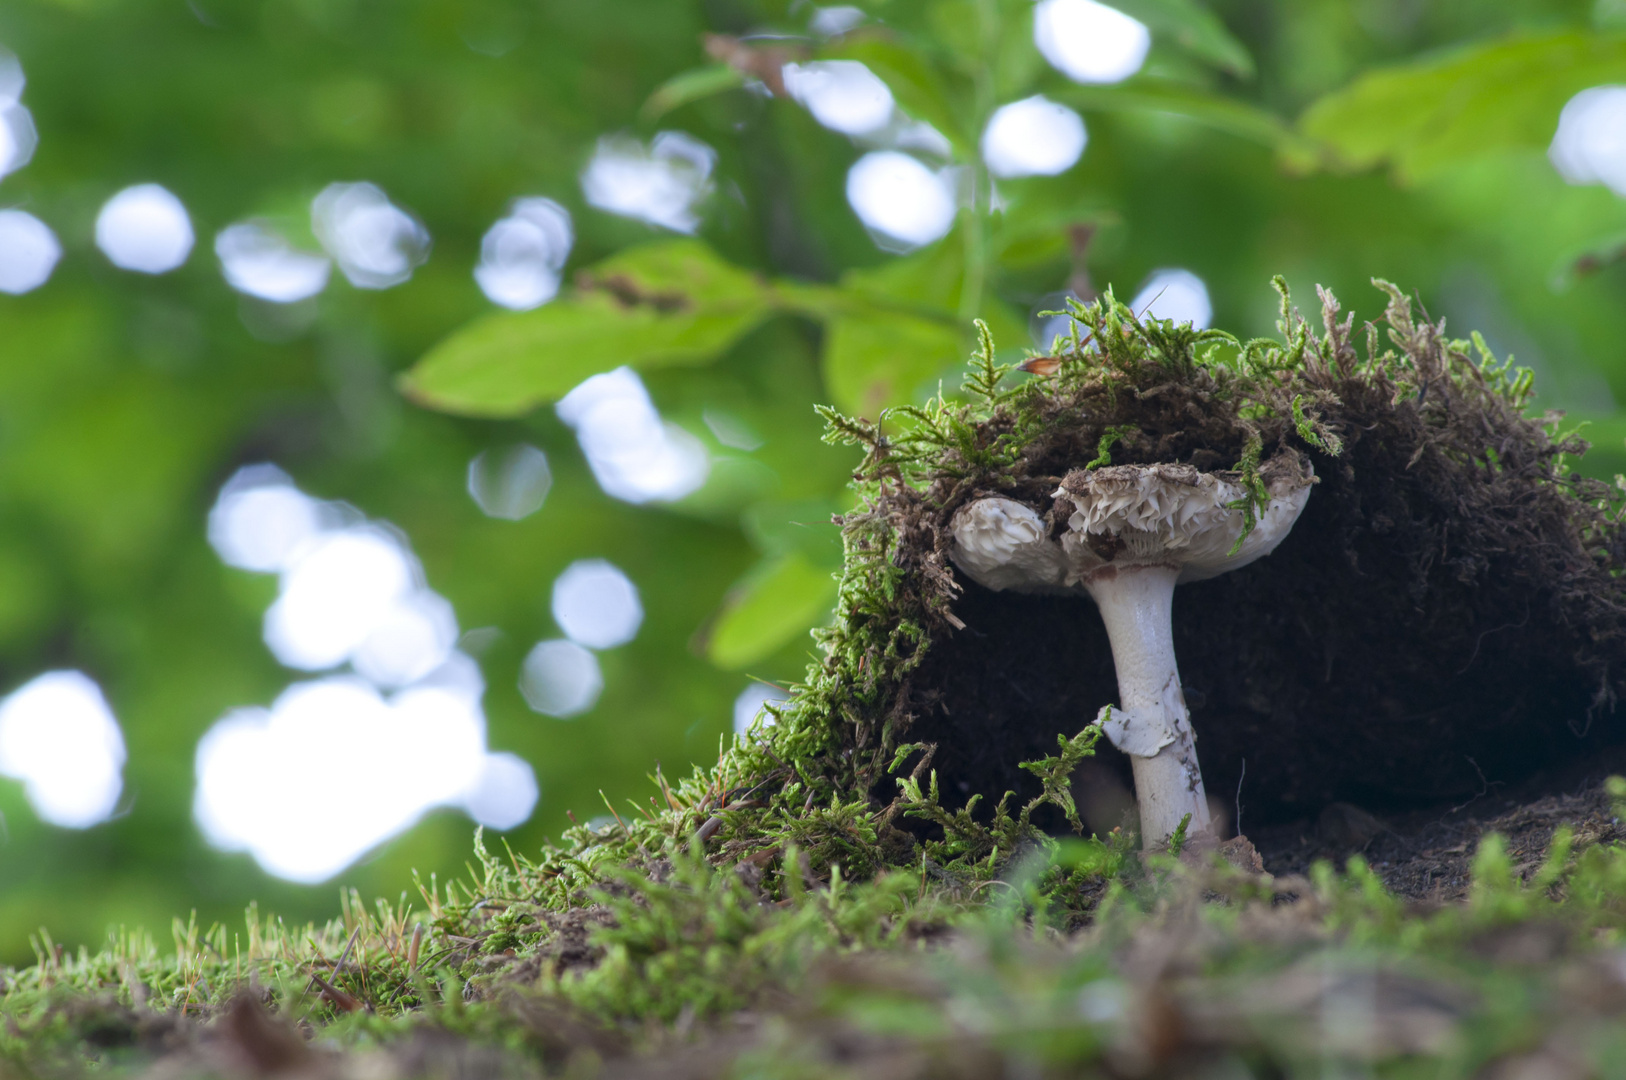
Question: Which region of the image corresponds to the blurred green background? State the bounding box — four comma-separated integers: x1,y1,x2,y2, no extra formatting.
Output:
1,0,1624,965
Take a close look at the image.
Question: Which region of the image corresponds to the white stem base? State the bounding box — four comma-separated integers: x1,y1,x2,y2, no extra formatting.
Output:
1084,564,1212,848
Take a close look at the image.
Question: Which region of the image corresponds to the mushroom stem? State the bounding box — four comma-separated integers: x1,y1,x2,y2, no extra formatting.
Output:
1083,563,1212,848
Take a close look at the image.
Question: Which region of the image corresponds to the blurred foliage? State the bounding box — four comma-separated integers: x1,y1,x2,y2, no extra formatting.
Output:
1,0,1625,968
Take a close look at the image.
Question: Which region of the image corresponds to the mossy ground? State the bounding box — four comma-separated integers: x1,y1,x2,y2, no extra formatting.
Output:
7,280,1626,1077
11,779,1626,1078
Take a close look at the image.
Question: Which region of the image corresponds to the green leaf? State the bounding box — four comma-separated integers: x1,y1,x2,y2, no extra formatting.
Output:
994,207,1121,269
402,297,764,417
1055,77,1299,150
641,64,747,122
823,308,964,418
705,551,840,669
741,498,847,566
402,241,775,417
1300,31,1626,181
1551,227,1626,290
840,240,967,313
588,239,772,306
1113,0,1255,78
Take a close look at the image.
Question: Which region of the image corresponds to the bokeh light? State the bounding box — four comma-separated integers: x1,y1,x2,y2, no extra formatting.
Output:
193,674,530,883
1550,86,1626,197
0,50,21,103
580,131,715,234
208,465,331,573
351,590,459,689
0,672,126,829
981,96,1087,178
809,5,866,36
519,639,603,718
198,468,538,880
213,466,477,695
552,559,643,650
461,752,541,831
311,181,431,289
264,527,419,672
0,49,36,181
215,222,332,303
556,367,710,504
846,151,958,250
474,197,573,310
0,106,35,181
782,60,895,136
1131,269,1212,329
1033,0,1150,85
0,210,60,295
95,184,195,274
467,444,553,520
733,682,789,737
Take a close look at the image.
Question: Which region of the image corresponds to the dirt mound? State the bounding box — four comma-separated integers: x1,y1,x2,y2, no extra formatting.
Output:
824,281,1626,830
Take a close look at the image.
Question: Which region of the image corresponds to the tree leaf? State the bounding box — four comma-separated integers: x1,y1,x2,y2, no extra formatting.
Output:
1055,78,1299,150
641,64,747,122
840,241,968,313
823,307,964,418
402,241,775,417
1300,31,1626,181
1550,226,1626,291
1113,0,1255,78
741,498,847,566
704,551,839,669
588,238,772,306
821,243,1030,411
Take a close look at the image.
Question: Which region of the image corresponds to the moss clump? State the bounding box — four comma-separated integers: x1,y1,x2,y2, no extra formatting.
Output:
800,278,1626,828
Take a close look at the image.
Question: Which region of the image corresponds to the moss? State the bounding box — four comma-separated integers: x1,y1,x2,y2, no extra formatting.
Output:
13,804,1626,1077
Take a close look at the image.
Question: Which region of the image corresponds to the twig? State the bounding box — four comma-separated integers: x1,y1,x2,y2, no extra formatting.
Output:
406,924,424,971
307,971,364,1013
306,925,361,997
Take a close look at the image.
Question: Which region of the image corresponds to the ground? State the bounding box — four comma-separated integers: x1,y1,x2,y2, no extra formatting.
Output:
1256,744,1626,900
9,766,1626,1079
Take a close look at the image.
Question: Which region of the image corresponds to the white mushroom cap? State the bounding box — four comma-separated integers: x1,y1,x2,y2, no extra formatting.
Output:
947,496,1069,593
948,451,1314,594
1055,456,1314,585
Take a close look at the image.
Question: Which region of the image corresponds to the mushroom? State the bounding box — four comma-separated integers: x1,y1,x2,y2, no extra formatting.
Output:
948,449,1314,847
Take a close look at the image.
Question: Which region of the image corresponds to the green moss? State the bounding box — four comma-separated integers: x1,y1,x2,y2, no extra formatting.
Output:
12,813,1626,1076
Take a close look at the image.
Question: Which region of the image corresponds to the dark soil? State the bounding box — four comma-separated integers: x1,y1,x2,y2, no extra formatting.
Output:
909,558,1625,830
1250,744,1626,899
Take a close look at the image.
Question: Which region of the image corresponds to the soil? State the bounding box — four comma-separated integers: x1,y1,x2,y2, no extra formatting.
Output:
1249,743,1626,899
906,555,1624,830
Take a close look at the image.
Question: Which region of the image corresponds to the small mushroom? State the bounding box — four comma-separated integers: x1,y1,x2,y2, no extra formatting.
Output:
949,450,1314,847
